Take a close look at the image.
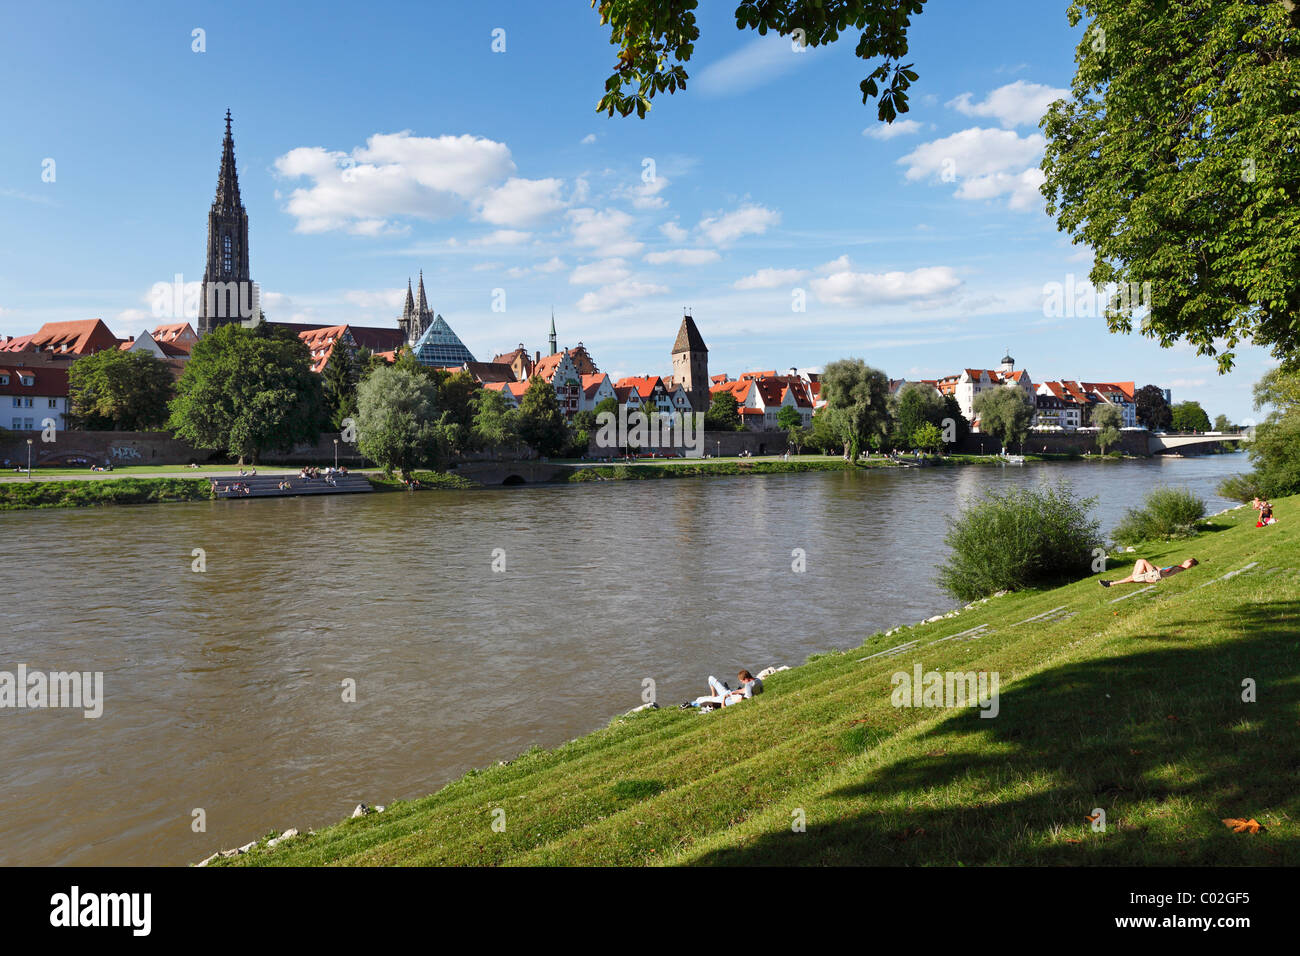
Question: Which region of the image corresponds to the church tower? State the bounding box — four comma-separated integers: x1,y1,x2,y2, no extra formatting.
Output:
548,310,558,356
399,271,434,345
671,312,710,413
198,110,255,336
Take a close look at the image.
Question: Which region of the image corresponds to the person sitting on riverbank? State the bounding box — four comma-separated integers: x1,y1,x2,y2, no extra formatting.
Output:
681,670,764,710
1257,501,1276,527
1100,557,1198,588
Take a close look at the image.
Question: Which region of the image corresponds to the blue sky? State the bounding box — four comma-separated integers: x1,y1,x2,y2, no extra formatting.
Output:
0,0,1275,421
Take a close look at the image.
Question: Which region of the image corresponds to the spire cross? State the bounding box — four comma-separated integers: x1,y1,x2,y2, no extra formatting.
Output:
225,109,232,136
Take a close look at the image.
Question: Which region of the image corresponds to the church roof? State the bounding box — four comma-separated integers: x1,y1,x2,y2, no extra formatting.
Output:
411,314,476,367
3,319,120,356
671,315,708,354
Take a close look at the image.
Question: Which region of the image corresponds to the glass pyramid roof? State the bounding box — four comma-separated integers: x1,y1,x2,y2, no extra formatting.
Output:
411,314,476,367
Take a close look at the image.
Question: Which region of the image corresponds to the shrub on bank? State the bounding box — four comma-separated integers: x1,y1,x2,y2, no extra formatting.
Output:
0,477,213,510
1111,486,1206,545
938,482,1102,601
1217,472,1266,503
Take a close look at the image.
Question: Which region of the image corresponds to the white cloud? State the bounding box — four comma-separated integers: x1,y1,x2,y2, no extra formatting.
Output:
468,229,531,246
1169,378,1209,389
644,249,720,266
274,131,564,235
576,279,668,313
695,34,815,97
567,207,643,257
734,267,808,290
898,127,1047,211
697,203,780,245
570,258,631,286
534,256,566,273
659,221,688,242
478,177,567,227
342,288,406,310
863,119,924,140
809,264,962,306
581,133,597,145
947,80,1069,128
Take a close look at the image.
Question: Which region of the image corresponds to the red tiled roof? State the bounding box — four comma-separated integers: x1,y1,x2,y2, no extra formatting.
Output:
4,319,120,356
0,364,68,396
615,375,663,399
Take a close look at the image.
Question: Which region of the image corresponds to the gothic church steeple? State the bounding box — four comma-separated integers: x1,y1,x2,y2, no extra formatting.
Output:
198,109,255,336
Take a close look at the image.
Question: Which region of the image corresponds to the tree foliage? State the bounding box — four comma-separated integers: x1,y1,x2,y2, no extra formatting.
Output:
592,0,927,121
517,377,570,457
355,364,442,478
472,387,521,450
1171,400,1212,432
1221,361,1300,500
891,381,945,447
68,349,174,430
168,324,323,464
973,387,1035,452
1134,384,1172,431
820,358,892,460
321,337,359,430
1092,402,1124,454
1041,0,1300,368
704,390,743,431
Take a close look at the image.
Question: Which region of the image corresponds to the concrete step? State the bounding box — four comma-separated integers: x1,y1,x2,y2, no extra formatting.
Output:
210,473,372,499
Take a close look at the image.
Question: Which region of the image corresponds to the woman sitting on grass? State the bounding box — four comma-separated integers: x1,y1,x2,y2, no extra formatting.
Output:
1100,557,1198,588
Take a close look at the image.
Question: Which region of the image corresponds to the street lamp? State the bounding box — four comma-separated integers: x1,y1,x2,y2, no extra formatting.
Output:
26,438,33,479
716,440,721,459
333,438,339,470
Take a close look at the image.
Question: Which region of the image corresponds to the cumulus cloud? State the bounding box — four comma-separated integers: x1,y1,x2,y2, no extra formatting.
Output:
697,203,780,245
567,207,643,257
644,248,720,266
576,278,668,313
570,258,631,286
947,80,1069,128
863,119,924,140
478,177,567,227
274,131,565,234
659,221,688,242
581,133,597,145
809,263,962,306
898,127,1047,211
734,267,809,290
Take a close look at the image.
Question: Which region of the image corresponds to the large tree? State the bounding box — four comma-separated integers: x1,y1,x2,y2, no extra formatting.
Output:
973,387,1035,452
355,364,443,478
472,387,521,451
704,390,743,431
168,324,323,464
1041,0,1300,369
321,337,359,430
890,381,945,448
1171,400,1212,432
1092,402,1124,454
517,377,570,457
592,0,927,121
820,358,892,460
1134,384,1173,431
68,349,174,430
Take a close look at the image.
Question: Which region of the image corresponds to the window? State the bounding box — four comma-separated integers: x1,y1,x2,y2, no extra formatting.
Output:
10,418,18,429
23,397,33,408
48,398,57,408
0,375,7,384
20,375,33,386
24,418,33,430
222,234,233,274
11,398,19,408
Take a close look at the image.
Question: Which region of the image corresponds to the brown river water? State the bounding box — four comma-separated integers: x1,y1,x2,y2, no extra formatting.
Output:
0,455,1246,865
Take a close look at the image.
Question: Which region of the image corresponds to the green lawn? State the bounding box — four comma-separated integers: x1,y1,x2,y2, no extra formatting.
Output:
219,497,1298,866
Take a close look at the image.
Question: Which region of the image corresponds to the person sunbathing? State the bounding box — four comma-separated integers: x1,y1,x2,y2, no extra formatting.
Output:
681,670,764,709
1100,557,1197,588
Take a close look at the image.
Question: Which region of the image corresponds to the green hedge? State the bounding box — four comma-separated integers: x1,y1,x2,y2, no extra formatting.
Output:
0,478,214,511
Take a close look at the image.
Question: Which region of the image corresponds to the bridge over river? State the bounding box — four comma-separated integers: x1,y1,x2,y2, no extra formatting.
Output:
1148,431,1250,454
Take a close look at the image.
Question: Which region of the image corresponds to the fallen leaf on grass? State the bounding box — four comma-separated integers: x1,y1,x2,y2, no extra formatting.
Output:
1221,818,1266,834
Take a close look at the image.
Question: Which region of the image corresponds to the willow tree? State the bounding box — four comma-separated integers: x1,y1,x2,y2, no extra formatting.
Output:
1041,0,1300,370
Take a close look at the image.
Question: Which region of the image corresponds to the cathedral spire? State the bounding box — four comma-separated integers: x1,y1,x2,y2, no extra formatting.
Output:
416,270,429,314
404,277,415,317
215,108,242,212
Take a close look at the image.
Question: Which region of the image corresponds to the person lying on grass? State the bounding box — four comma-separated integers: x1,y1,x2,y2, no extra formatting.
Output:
1100,557,1198,588
681,670,763,710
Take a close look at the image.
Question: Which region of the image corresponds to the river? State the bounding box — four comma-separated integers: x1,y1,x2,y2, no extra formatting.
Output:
0,453,1248,865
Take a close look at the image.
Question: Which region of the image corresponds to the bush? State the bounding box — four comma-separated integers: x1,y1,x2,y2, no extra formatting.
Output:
1111,486,1207,545
1217,472,1266,503
938,482,1102,601
0,477,213,510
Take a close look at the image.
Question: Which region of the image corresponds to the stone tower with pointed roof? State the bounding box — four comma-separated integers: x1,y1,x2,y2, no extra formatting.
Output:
399,271,435,345
671,312,709,413
198,110,255,337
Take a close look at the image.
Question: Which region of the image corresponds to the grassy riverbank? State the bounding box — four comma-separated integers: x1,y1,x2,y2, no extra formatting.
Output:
218,496,1298,866
0,477,214,510
365,470,481,492
564,458,881,481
